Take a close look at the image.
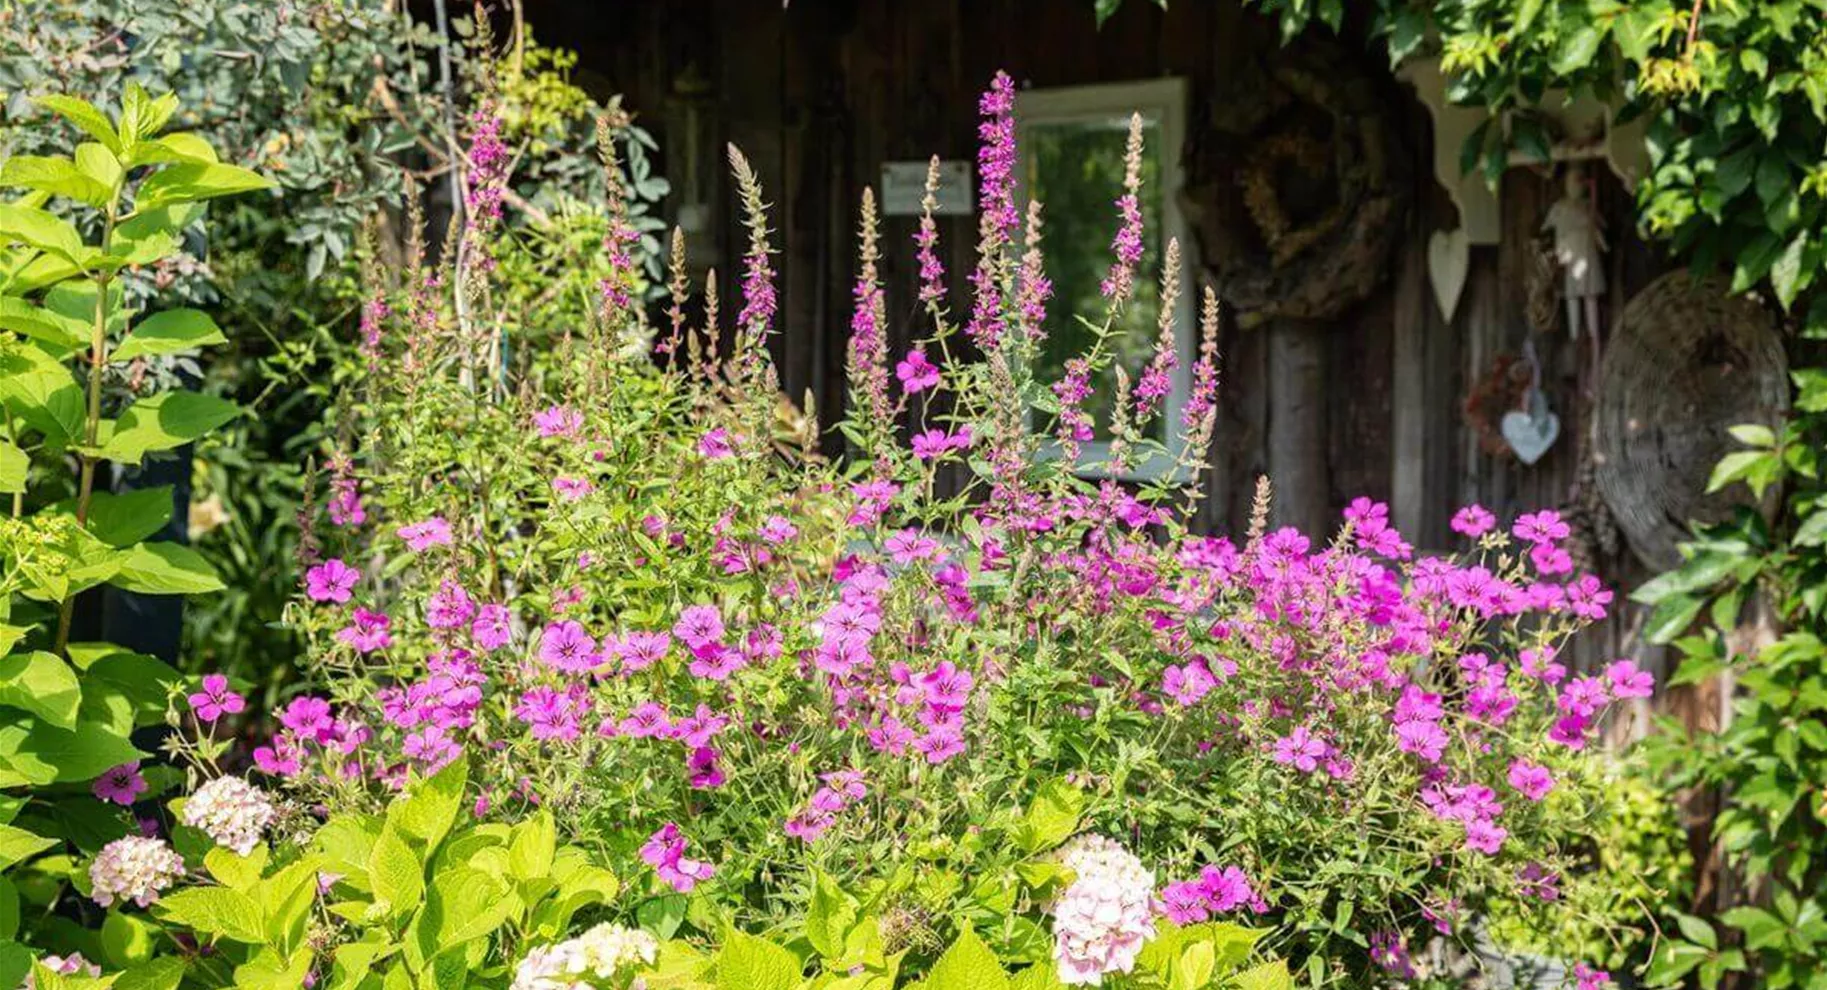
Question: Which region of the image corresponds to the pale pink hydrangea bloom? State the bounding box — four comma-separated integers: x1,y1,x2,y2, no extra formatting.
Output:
181,776,278,856
1050,835,1158,985
89,836,186,908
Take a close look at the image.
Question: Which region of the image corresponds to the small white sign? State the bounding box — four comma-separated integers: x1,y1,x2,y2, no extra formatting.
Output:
880,160,973,217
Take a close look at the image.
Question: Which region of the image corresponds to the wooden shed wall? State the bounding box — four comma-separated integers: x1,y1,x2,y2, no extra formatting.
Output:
526,0,1692,707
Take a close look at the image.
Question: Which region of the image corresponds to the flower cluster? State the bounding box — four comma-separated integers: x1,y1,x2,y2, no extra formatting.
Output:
89,836,186,908
1049,835,1158,986
180,776,278,856
510,924,659,990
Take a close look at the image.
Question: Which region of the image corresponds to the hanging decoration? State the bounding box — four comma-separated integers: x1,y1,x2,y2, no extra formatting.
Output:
1541,163,1608,341
1185,38,1408,325
1427,227,1470,321
1595,272,1789,570
1499,337,1560,465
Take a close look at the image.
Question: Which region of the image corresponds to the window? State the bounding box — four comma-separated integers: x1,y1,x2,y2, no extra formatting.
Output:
1016,78,1195,481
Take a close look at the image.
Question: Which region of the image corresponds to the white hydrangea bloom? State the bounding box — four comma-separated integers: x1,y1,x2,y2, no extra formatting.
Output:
181,776,277,856
511,924,659,990
89,836,186,908
1050,835,1158,986
26,952,102,987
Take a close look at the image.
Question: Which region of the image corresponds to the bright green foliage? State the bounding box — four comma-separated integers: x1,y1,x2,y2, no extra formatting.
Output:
0,84,266,988
1631,365,1827,987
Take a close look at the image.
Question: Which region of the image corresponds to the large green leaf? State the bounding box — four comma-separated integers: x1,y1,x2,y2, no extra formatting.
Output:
108,203,202,267
0,345,84,444
0,156,111,209
388,759,468,853
114,957,185,990
133,163,272,211
715,930,803,990
83,487,175,547
0,650,81,728
113,309,226,362
153,886,266,944
0,204,88,264
924,928,1010,990
0,296,86,350
0,824,58,870
0,440,24,495
110,541,224,595
368,825,424,918
101,390,240,464
0,718,144,786
32,95,122,154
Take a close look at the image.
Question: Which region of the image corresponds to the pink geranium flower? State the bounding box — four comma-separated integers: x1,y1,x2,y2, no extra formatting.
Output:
397,516,453,551
93,763,147,805
641,823,714,893
305,558,358,603
188,674,245,723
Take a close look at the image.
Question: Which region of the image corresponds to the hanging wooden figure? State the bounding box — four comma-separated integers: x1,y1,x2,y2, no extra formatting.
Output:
1541,163,1607,340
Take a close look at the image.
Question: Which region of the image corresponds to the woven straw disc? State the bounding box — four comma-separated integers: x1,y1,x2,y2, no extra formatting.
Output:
1594,272,1788,570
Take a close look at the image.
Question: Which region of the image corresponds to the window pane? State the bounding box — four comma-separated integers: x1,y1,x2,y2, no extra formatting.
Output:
1023,113,1166,443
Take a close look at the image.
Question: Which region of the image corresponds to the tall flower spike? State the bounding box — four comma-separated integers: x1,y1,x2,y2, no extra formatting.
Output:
1100,113,1146,305
847,187,893,456
1108,364,1136,471
665,227,689,359
727,144,777,381
915,155,947,309
966,72,1020,348
597,117,642,327
1183,286,1221,433
1133,237,1182,425
701,268,721,378
1016,200,1053,343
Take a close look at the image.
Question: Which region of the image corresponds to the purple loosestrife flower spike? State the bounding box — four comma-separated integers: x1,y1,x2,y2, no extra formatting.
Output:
847,188,894,459
1100,114,1146,304
915,156,948,309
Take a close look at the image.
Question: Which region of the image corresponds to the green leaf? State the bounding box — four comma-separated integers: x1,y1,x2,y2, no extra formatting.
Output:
205,845,270,891
369,825,425,919
0,878,16,941
125,134,219,169
924,927,1009,990
0,718,144,786
1234,959,1293,990
0,346,84,444
715,930,803,990
1092,0,1122,28
102,909,159,966
32,96,122,154
83,487,175,547
390,759,468,853
0,824,57,870
0,157,112,210
1644,593,1705,644
0,440,24,495
1706,450,1770,494
101,390,240,464
806,870,860,959
0,204,89,263
1771,233,1807,308
1550,25,1604,75
109,203,202,267
1674,913,1718,950
1013,779,1084,854
0,651,81,729
1721,906,1787,950
0,297,87,350
153,886,266,944
114,957,185,990
133,163,273,212
113,310,227,363
507,808,556,883
422,866,514,952
110,541,224,595
1171,941,1215,990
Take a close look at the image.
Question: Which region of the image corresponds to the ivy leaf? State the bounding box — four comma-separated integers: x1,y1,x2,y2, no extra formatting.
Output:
1771,233,1807,309
1549,25,1604,76
113,309,227,362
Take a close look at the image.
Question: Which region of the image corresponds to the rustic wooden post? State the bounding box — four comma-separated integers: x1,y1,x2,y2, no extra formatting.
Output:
1266,318,1329,534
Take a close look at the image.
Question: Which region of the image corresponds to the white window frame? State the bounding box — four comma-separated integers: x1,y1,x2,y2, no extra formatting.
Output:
1015,77,1197,484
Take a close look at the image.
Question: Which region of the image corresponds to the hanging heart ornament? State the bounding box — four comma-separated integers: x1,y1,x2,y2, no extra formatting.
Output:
1427,227,1470,321
1501,388,1561,465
